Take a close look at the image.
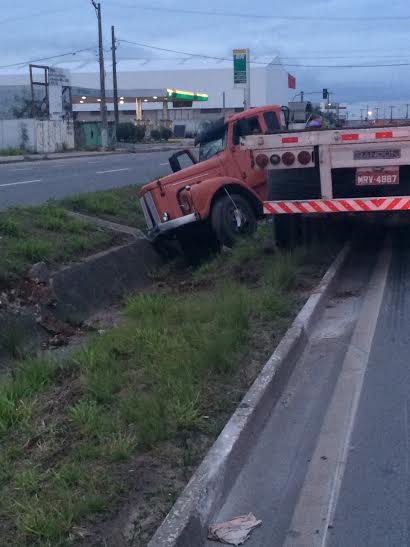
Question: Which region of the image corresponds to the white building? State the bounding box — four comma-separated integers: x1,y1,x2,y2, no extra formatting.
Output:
0,56,296,132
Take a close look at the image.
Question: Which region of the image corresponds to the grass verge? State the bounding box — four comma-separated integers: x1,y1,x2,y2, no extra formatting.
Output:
61,185,144,228
0,203,122,281
0,226,336,545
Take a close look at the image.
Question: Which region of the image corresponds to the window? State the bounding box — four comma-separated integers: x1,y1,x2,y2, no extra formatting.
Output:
264,111,281,132
233,116,261,145
198,124,227,161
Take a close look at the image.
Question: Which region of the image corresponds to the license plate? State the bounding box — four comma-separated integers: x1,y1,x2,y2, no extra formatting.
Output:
356,167,399,186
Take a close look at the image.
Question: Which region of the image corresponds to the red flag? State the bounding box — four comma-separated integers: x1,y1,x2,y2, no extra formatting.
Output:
288,73,296,89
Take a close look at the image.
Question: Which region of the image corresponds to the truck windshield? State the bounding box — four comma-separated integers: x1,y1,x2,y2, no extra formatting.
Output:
199,128,227,161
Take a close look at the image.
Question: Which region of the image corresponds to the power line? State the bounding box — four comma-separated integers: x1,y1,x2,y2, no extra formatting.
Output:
109,2,410,21
0,47,97,70
118,39,410,68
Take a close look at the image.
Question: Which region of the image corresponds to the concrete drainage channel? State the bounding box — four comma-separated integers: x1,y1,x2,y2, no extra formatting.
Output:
147,243,352,547
0,235,162,362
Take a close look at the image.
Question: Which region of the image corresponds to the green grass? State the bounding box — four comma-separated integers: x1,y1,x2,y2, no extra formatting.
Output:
62,184,144,228
0,204,117,280
0,226,335,545
0,147,24,157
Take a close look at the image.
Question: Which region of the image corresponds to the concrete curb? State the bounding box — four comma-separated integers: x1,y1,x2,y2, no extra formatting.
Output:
65,210,146,239
52,238,162,320
148,243,351,547
0,239,162,361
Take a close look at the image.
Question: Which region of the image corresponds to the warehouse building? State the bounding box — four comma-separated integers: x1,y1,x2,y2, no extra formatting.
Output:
0,56,296,137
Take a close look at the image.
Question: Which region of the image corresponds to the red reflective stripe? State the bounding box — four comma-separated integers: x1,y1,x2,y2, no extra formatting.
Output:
264,203,277,214
341,133,359,141
386,198,401,210
402,199,410,209
376,131,393,139
282,137,299,144
370,198,386,208
294,202,309,213
278,202,294,213
324,200,340,212
339,199,356,211
355,199,371,211
308,201,325,213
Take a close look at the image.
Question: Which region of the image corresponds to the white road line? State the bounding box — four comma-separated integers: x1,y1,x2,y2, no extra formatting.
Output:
96,168,130,174
160,162,169,166
9,167,32,172
284,239,392,547
0,179,42,188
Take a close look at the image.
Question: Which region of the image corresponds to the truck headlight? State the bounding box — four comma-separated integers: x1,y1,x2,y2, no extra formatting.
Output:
162,212,170,222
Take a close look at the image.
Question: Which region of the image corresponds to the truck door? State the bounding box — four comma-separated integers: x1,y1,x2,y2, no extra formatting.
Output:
230,116,267,199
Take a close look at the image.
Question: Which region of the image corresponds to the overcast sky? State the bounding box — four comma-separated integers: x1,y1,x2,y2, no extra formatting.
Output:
1,0,410,108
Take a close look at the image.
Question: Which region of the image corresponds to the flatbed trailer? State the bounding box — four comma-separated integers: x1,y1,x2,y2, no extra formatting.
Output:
242,124,410,219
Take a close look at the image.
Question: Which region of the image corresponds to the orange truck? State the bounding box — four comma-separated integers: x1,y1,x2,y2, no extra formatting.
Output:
140,104,410,249
139,105,284,251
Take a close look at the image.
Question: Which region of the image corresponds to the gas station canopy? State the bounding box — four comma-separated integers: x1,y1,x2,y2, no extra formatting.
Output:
72,87,208,104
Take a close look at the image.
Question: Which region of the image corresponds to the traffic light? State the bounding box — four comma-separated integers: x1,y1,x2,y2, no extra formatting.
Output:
323,88,329,100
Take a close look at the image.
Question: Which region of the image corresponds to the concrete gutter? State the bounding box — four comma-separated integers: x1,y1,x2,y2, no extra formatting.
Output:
148,243,351,547
0,238,162,361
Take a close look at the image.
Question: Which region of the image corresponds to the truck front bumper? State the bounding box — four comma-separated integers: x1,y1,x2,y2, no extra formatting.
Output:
140,193,197,240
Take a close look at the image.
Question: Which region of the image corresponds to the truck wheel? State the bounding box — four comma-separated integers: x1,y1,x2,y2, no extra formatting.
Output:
211,194,257,247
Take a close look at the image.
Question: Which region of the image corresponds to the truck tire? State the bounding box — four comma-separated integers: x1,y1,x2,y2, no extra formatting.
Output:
211,194,257,247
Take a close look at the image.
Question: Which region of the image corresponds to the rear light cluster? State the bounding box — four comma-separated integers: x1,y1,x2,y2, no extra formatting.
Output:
255,150,313,168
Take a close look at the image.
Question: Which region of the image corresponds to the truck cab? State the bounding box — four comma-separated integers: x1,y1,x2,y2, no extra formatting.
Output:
139,105,284,247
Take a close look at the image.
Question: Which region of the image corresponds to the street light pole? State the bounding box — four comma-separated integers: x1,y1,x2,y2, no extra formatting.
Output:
91,1,108,148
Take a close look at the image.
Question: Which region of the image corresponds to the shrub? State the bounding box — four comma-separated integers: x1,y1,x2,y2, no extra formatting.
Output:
150,129,161,141
116,123,146,143
160,127,173,141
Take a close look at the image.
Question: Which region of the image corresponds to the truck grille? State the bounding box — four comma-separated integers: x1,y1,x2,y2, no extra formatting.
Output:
140,191,160,230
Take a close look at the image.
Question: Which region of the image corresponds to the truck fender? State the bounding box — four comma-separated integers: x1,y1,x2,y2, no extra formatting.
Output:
189,177,263,220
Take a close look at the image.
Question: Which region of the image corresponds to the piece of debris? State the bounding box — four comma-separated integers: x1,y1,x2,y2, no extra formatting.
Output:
208,513,262,545
28,262,50,284
38,315,75,336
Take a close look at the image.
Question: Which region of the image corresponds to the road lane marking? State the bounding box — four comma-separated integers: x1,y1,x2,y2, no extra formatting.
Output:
0,179,42,188
9,167,32,172
96,168,130,174
285,239,392,547
160,162,169,166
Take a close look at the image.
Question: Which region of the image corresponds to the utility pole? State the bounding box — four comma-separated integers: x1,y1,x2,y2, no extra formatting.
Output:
375,107,380,121
406,104,410,119
389,105,395,122
222,91,226,117
300,91,304,102
111,25,119,131
91,1,108,148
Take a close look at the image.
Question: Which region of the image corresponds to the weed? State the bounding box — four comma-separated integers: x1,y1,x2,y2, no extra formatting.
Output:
0,216,23,237
15,238,53,262
69,400,102,435
14,466,42,496
0,358,54,434
104,431,137,461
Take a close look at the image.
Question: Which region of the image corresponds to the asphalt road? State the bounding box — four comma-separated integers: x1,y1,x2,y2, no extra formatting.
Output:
0,152,173,209
206,231,410,547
